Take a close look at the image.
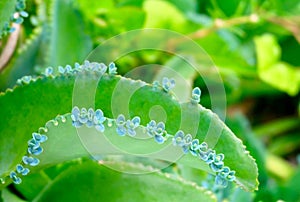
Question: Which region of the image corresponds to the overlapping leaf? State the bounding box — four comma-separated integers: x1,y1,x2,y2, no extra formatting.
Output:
0,66,258,191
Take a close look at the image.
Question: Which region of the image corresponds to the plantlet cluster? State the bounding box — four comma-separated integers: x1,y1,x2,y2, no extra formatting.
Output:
0,59,258,194
0,55,259,202
8,132,48,184
1,61,237,188
70,104,236,188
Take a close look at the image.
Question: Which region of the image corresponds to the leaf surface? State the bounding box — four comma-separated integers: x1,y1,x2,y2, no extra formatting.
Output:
0,68,258,191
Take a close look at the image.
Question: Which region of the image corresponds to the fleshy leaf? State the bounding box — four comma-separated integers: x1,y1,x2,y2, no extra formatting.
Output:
33,160,217,202
0,63,258,191
1,188,26,202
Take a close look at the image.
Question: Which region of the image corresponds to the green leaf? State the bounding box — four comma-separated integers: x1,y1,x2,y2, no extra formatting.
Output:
0,65,258,191
1,188,26,202
259,62,300,95
33,160,217,202
48,0,92,66
178,165,207,185
14,171,50,201
0,28,43,91
230,187,254,202
0,0,17,38
254,34,281,70
15,160,93,200
254,34,300,96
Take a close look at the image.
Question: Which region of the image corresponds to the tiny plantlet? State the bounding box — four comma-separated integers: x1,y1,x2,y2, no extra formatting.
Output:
70,105,235,187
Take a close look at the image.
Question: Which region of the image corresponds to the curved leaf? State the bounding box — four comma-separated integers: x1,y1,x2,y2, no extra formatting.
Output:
0,28,43,91
0,0,17,38
0,64,258,191
33,160,217,202
1,188,26,202
0,0,27,39
47,0,92,66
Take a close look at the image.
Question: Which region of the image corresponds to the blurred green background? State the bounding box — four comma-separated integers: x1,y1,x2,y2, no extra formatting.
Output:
0,0,299,201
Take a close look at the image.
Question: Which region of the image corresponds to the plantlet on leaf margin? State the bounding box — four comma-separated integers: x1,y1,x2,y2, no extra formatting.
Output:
7,61,236,187
0,61,257,192
70,106,236,188
7,131,48,184
191,87,201,104
0,0,28,38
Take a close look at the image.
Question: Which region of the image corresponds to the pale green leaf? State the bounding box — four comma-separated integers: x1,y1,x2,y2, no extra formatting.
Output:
33,160,217,202
0,66,258,191
254,34,300,95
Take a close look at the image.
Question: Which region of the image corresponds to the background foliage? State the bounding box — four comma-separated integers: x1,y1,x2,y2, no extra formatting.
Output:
0,0,299,201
